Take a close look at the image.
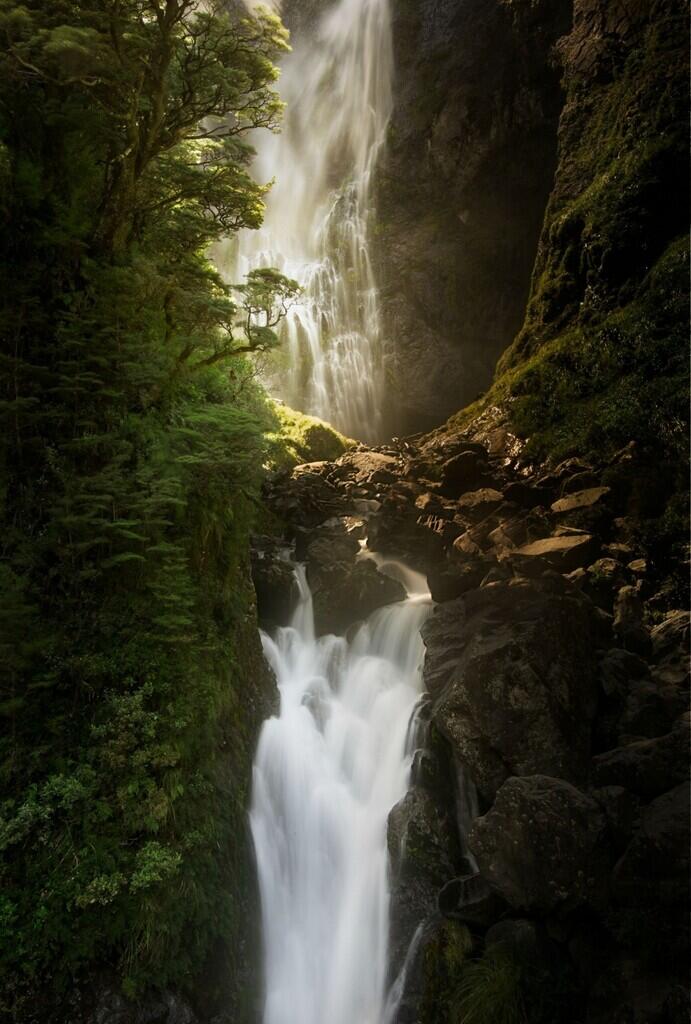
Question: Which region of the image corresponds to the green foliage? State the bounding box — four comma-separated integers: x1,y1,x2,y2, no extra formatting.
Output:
264,402,354,469
0,0,289,1018
454,949,526,1024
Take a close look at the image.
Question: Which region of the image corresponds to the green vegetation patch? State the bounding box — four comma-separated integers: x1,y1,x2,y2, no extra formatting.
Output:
263,402,354,470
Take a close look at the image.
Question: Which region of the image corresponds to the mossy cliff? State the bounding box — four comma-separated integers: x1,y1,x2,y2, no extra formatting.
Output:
453,0,688,471
374,0,572,433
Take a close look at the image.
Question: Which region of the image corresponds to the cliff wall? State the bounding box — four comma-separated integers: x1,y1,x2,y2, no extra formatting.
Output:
375,0,571,433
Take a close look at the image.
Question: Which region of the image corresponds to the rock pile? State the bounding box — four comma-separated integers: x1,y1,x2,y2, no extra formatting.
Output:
256,415,689,1024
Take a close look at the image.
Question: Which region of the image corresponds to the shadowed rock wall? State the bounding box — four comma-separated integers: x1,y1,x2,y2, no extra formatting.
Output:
375,0,572,435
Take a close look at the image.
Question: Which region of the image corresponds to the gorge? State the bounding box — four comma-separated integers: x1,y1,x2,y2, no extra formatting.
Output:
0,1,687,1024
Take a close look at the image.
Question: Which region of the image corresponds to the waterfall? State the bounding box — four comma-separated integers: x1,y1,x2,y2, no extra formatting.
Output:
233,0,393,442
250,560,432,1024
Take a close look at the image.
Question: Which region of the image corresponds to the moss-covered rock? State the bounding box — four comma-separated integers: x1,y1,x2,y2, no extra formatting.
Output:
263,402,353,470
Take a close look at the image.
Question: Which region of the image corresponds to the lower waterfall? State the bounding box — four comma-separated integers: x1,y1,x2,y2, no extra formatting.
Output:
250,559,432,1024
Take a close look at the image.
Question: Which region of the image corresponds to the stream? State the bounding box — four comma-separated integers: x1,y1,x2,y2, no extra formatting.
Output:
250,557,432,1024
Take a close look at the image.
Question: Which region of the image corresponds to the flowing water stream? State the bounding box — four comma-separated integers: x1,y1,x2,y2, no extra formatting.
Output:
250,557,432,1024
232,0,393,441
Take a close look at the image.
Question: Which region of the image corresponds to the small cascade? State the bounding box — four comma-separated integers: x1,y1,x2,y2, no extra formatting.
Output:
231,0,393,442
250,559,432,1024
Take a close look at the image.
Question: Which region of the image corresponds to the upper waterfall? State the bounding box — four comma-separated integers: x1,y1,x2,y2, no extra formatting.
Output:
233,0,393,442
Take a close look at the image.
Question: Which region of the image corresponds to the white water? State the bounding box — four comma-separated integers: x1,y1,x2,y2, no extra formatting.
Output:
232,0,393,442
250,559,432,1024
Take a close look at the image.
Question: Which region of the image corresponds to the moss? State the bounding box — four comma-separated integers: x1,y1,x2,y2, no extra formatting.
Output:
420,921,474,1024
263,401,354,470
445,5,688,473
453,948,527,1024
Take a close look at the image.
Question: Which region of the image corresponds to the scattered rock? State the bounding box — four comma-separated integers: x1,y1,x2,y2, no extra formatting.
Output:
514,531,600,573
551,486,610,515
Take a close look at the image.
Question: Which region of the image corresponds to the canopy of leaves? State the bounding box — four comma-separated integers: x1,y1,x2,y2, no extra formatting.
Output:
0,1,292,1018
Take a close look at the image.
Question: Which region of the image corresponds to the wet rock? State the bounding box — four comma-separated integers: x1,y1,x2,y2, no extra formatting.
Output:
388,784,462,972
487,516,527,554
469,775,609,913
251,540,297,627
415,512,463,545
309,559,405,635
503,479,553,508
426,558,488,603
422,576,598,800
368,492,445,570
306,519,361,567
452,530,484,558
514,532,600,572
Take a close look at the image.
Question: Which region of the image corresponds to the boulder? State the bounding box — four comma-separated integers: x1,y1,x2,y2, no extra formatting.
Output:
309,559,405,635
551,486,611,514
266,468,344,529
438,873,507,927
613,782,690,908
592,723,688,800
457,487,504,516
367,491,445,569
599,647,649,698
439,449,491,497
426,558,488,603
514,532,600,572
503,479,553,508
331,449,399,485
387,784,462,973
469,775,609,912
422,576,598,801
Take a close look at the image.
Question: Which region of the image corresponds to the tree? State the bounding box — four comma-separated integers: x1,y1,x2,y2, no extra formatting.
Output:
0,1,295,1016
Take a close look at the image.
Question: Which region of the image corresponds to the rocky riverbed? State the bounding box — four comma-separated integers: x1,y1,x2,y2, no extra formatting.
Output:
253,408,689,1024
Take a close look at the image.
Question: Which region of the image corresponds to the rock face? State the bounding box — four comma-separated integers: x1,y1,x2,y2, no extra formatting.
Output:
375,0,572,432
423,576,598,801
469,775,608,912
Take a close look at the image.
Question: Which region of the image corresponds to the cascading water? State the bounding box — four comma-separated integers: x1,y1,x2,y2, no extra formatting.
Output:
232,0,393,442
250,558,432,1024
